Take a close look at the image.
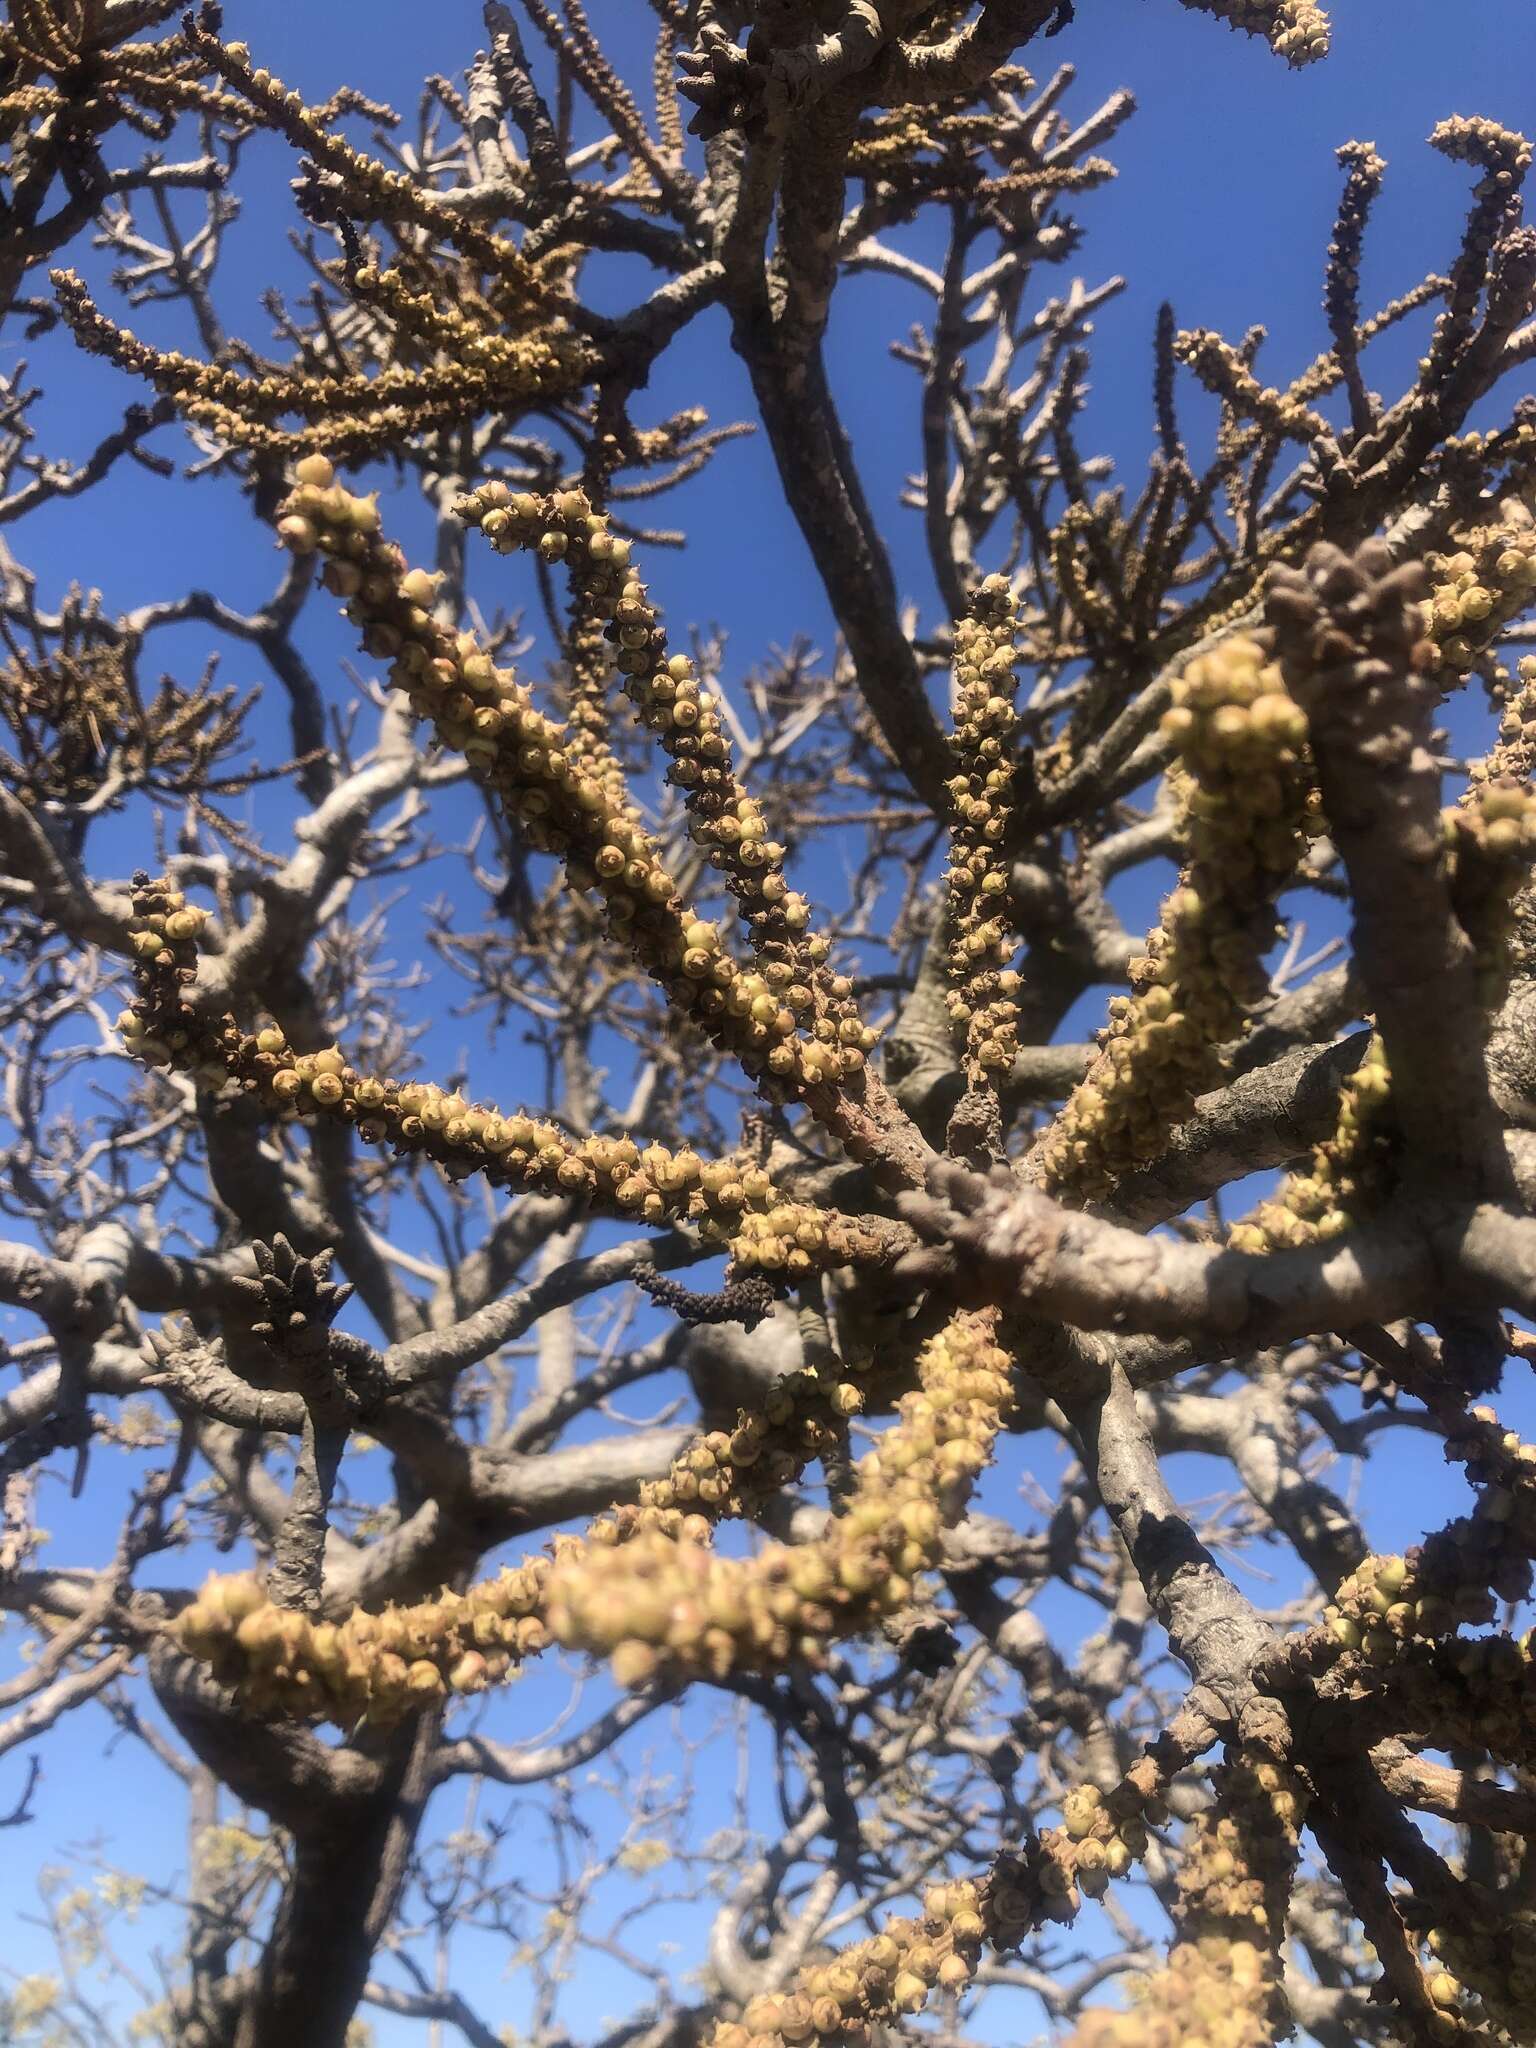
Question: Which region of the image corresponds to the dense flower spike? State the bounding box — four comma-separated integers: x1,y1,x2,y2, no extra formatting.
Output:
1476,655,1536,790
1444,772,1536,1004
172,1348,890,1726
1067,1756,1307,2048
1234,764,1536,1254
51,268,594,462
1229,1033,1395,1251
544,1310,1011,1687
453,480,879,1084
702,1880,990,2048
1037,634,1311,1199
555,589,640,837
120,874,894,1282
1171,0,1330,65
454,487,792,940
170,1311,1003,1723
1172,325,1333,442
1426,115,1534,381
274,463,691,956
1320,1406,1536,1667
943,575,1025,1090
1422,499,1536,683
627,1362,860,1522
173,1561,554,1725
1321,140,1385,430
276,462,881,1099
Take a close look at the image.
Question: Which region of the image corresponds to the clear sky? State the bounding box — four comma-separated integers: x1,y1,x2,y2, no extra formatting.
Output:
3,2,1536,2042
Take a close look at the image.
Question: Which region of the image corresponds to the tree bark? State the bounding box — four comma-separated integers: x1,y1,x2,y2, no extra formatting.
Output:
233,1712,438,2048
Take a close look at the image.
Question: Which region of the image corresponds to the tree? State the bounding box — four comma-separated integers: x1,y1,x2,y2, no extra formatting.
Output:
2,0,1536,2041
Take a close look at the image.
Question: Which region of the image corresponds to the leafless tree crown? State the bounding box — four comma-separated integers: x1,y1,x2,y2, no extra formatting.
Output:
3,2,1536,2045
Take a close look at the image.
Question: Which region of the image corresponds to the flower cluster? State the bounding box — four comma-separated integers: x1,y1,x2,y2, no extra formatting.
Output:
1377,1635,1536,1768
184,20,571,316
453,481,877,1090
1038,634,1311,1199
1417,1908,1536,2042
1069,1928,1272,2046
0,2,252,173
1322,1549,1478,1667
170,1345,889,1724
974,1752,1179,1932
1444,773,1536,1005
1421,500,1536,683
1479,655,1536,788
278,462,873,1096
1036,1775,1164,1910
1430,113,1535,179
0,637,260,836
1067,1756,1306,2048
52,269,592,465
1051,501,1127,649
1321,1409,1536,1666
173,1562,554,1724
705,1881,989,2048
1444,1402,1536,1511
543,1311,1011,1688
1229,1033,1395,1252
120,876,892,1283
118,879,231,1086
943,575,1024,1085
1173,0,1330,66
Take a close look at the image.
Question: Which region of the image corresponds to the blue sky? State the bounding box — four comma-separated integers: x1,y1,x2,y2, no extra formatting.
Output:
4,1,1536,2040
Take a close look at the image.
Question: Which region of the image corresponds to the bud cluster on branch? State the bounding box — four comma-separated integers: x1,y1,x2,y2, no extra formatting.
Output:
170,1307,1007,1716
1321,1407,1536,1667
706,1881,989,2048
1423,499,1536,682
277,460,884,1100
546,1308,1010,1687
1037,632,1311,1198
119,875,895,1282
51,266,595,464
1172,0,1330,67
943,573,1025,1091
1068,1756,1307,2048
